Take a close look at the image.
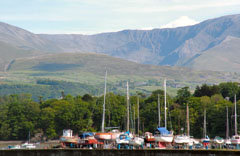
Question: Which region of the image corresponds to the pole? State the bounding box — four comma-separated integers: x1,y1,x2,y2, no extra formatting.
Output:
203,108,206,138
101,70,107,132
164,79,167,129
235,94,237,135
127,81,130,132
158,94,161,127
226,106,229,139
137,95,140,136
187,103,190,136
133,108,135,134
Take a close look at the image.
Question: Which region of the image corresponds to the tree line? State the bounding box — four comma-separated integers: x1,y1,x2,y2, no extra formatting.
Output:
0,82,240,141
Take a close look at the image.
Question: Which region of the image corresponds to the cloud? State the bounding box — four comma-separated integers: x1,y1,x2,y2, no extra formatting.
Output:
115,0,240,13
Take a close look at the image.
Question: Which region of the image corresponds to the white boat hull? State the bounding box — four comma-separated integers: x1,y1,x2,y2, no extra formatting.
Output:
225,139,231,144
214,139,224,144
231,135,240,144
94,133,112,140
129,137,144,146
116,139,129,144
174,136,191,144
155,135,173,143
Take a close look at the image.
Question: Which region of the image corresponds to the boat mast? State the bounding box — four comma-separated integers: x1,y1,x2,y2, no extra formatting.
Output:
235,94,237,135
133,107,135,134
28,131,30,143
127,81,130,132
137,95,140,136
226,106,229,139
203,107,206,138
164,79,167,129
101,70,107,132
186,103,190,136
158,94,161,127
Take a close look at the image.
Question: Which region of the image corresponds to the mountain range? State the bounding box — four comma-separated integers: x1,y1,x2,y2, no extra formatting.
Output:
0,14,240,73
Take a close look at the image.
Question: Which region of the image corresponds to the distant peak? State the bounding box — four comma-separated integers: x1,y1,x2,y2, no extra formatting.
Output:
160,16,199,29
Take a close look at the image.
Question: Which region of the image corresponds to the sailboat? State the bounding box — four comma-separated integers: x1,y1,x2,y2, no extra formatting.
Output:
154,79,174,144
22,131,36,149
116,81,132,147
94,71,113,141
145,94,160,143
201,104,210,145
174,103,192,145
225,105,231,144
116,81,144,148
231,95,240,144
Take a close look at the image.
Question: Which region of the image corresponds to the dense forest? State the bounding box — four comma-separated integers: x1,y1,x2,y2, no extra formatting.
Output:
0,82,240,141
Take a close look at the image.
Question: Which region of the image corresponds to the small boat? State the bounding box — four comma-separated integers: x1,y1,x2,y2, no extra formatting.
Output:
21,131,36,149
60,129,79,147
94,132,112,140
231,95,240,144
214,136,224,144
154,127,174,143
8,145,21,149
129,136,144,147
225,138,231,144
174,135,191,144
79,132,103,148
116,133,131,145
110,129,122,140
201,135,210,144
21,142,36,149
145,132,155,142
231,135,240,144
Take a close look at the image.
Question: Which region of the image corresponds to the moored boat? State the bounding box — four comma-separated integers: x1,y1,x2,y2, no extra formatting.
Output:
60,129,78,147
201,135,210,144
116,133,132,145
129,136,144,147
174,135,191,144
231,95,240,145
231,135,240,144
21,142,36,149
214,136,224,144
154,127,174,143
145,132,155,142
94,132,112,140
154,79,174,144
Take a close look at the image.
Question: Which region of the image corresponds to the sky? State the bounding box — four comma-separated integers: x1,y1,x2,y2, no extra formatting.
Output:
0,0,240,34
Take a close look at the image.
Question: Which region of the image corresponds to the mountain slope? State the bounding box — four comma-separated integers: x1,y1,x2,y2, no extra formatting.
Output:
185,36,240,72
7,53,240,85
0,41,39,72
1,14,240,72
38,14,240,67
0,22,60,52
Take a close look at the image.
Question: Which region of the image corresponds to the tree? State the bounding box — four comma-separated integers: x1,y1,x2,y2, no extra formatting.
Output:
176,87,191,107
194,84,220,97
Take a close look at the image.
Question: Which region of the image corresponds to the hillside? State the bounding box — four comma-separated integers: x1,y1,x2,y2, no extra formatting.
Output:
1,14,240,72
185,36,240,72
0,41,39,72
6,53,240,86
